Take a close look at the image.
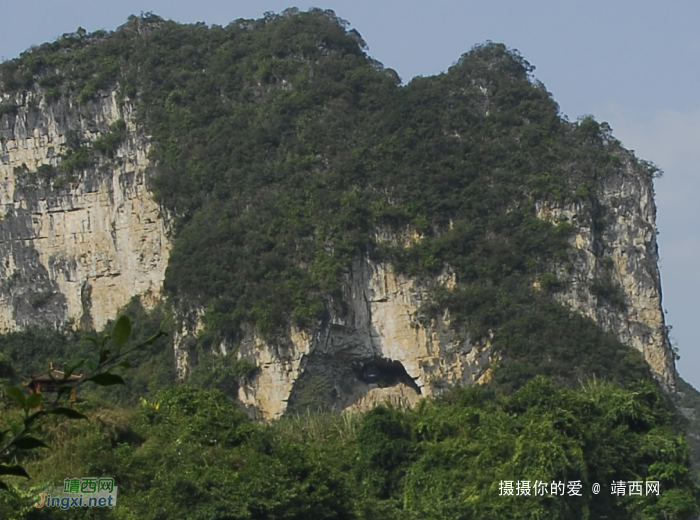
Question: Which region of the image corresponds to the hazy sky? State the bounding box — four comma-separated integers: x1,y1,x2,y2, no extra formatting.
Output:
2,1,699,388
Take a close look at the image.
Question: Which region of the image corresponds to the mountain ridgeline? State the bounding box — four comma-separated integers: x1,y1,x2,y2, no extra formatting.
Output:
0,9,699,519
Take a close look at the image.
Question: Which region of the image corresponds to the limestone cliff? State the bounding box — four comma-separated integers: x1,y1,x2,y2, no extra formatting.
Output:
232,155,677,418
536,152,676,390
0,90,169,331
234,169,677,419
234,258,493,419
0,74,676,421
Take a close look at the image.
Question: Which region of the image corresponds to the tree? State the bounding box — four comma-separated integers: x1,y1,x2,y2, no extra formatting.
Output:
0,315,166,490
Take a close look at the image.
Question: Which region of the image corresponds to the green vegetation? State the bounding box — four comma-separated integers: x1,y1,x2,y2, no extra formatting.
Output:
590,276,627,309
0,315,166,500
11,119,127,189
0,102,18,116
0,297,173,406
1,9,699,518
675,377,700,477
1,379,697,519
0,10,627,352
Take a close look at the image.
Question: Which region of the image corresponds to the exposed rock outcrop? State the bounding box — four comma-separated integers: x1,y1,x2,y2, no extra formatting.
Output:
235,257,493,419
536,154,676,390
344,383,422,414
235,154,677,418
0,90,169,331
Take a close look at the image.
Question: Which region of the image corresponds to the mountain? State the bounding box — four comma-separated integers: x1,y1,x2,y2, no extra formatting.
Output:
0,10,699,518
0,9,677,415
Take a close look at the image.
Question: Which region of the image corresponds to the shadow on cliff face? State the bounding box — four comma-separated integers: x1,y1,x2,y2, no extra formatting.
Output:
358,359,421,393
0,202,68,329
287,355,420,414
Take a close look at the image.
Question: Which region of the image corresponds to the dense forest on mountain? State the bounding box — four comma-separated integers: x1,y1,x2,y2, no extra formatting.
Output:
1,9,699,518
1,379,698,519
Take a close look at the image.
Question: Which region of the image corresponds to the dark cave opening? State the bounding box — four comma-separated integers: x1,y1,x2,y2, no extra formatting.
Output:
358,358,421,394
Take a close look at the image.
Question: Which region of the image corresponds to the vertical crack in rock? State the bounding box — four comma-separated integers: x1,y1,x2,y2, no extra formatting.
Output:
238,256,492,420
80,280,93,330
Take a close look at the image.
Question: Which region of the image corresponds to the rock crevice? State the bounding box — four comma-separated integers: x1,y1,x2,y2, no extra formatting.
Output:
236,257,492,419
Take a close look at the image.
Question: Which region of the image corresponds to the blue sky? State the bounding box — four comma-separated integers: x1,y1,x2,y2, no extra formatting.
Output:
2,1,699,388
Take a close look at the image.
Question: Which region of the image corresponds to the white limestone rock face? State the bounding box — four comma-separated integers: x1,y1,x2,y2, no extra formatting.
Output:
0,90,170,331
536,154,676,390
343,383,421,414
237,326,314,420
237,257,493,420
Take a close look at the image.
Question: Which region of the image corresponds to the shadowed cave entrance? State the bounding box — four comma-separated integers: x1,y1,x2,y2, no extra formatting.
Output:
358,359,420,391
287,355,421,414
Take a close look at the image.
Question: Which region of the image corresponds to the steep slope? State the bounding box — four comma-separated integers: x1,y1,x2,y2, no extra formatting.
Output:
0,91,169,331
0,10,676,420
